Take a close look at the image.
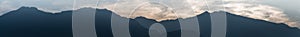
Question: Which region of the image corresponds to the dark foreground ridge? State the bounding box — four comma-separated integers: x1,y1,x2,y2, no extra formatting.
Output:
1,7,300,37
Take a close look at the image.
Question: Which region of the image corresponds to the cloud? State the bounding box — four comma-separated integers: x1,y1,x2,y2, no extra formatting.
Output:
222,3,299,27
103,0,205,21
0,0,299,28
0,0,22,16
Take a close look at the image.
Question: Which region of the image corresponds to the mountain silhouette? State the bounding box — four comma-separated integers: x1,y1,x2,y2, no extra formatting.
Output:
0,7,300,37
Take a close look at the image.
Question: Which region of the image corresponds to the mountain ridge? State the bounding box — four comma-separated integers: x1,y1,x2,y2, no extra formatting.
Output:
1,7,300,37
0,7,292,25
1,6,298,29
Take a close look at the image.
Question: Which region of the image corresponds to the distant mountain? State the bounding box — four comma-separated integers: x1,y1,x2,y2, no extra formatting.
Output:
1,7,300,37
0,7,73,37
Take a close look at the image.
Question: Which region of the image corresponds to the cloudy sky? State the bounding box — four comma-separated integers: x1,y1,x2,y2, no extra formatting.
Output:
259,0,300,23
0,0,300,28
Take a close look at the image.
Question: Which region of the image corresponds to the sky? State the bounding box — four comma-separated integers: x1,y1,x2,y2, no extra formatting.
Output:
0,0,300,28
258,0,300,27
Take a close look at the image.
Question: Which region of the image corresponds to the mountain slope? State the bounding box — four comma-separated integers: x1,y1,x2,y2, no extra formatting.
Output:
0,7,73,37
226,12,300,37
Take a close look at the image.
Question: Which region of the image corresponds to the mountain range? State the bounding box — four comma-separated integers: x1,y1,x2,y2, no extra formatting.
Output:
0,7,300,37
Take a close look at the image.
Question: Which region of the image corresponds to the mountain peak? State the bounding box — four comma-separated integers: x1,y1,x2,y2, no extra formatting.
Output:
17,6,39,10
